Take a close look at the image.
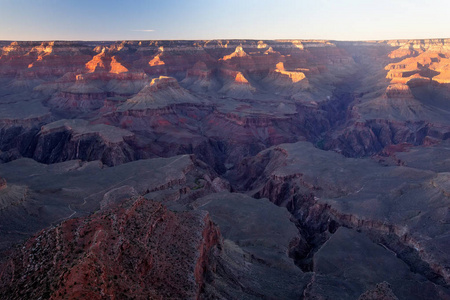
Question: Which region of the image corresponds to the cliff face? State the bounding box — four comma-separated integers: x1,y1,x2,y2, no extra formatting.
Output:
2,39,449,167
320,40,450,157
232,141,450,299
33,119,137,166
0,197,220,300
0,39,356,165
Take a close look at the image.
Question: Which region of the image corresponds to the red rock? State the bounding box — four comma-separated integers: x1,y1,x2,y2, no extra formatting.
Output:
0,197,220,299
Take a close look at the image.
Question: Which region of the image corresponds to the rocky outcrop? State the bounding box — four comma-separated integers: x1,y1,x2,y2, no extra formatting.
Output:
319,40,450,158
220,45,248,61
119,76,202,111
84,49,129,75
33,119,136,166
0,197,220,300
218,69,256,98
262,61,310,94
0,154,219,252
385,83,413,98
324,118,450,157
193,192,310,299
385,43,450,85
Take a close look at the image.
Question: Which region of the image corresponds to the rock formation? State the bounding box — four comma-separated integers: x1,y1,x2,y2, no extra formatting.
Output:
33,119,136,166
119,75,201,111
0,197,220,299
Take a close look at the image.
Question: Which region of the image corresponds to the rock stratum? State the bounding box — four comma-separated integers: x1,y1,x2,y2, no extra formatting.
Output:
0,39,450,299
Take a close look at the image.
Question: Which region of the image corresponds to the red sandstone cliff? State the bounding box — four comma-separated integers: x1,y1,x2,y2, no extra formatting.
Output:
0,197,220,299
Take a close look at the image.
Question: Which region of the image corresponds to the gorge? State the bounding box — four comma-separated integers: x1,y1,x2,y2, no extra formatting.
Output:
0,39,449,299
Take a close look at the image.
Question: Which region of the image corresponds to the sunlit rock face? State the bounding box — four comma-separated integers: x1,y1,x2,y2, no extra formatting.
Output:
0,39,450,299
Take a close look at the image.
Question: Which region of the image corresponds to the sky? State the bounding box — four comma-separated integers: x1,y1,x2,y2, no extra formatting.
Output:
0,0,449,41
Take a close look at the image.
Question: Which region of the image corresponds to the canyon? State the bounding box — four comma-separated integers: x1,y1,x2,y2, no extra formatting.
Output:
0,39,449,299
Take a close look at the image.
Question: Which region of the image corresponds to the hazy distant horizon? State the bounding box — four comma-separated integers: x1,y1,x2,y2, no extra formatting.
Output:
1,37,450,43
1,0,449,41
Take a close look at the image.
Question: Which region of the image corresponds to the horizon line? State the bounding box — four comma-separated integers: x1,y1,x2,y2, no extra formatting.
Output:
1,37,450,43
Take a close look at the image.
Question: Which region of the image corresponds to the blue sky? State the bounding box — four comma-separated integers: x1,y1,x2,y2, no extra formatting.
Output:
0,0,449,41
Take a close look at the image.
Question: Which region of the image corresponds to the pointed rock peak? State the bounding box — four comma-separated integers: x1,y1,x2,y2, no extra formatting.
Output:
233,45,249,57
221,45,248,61
149,54,165,66
234,72,249,84
235,45,245,53
147,46,166,66
276,62,286,71
257,41,268,49
110,56,128,74
123,75,198,110
93,46,106,53
85,52,107,73
264,47,276,55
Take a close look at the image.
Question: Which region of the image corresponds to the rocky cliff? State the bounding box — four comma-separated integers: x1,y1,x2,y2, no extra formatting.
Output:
232,141,450,299
0,197,220,299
